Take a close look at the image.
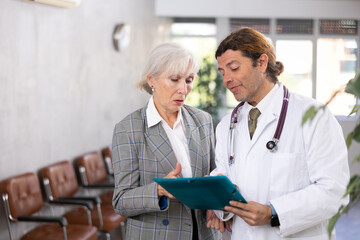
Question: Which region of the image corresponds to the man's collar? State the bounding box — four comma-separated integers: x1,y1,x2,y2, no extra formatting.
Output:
245,82,280,113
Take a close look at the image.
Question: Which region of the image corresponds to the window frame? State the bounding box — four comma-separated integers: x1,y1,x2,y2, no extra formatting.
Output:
170,17,360,119
223,18,360,119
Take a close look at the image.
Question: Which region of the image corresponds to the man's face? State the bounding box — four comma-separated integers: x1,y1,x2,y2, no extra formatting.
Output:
217,49,268,106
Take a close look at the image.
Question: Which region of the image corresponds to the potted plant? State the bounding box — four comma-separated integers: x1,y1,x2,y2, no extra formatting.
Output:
190,55,226,126
302,70,360,237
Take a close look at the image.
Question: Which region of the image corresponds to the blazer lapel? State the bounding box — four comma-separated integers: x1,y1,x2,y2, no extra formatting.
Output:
143,109,180,177
182,108,204,177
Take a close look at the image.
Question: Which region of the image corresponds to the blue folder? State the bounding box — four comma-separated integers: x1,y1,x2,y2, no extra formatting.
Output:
153,175,246,210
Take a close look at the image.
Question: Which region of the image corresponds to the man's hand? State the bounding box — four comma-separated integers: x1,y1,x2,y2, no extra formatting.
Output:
157,162,182,199
224,201,272,226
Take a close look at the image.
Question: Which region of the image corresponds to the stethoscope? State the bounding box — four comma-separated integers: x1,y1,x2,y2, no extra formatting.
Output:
228,85,289,166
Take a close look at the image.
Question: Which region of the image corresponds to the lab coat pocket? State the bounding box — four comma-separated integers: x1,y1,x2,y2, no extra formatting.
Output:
269,153,304,194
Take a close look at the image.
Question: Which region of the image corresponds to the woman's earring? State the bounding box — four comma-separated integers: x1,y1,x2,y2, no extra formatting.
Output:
151,86,154,92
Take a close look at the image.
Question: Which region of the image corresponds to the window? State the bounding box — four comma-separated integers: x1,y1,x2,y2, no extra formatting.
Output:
320,19,358,35
276,19,313,34
317,39,358,115
276,40,313,98
230,18,270,34
172,18,216,36
170,17,216,58
225,18,359,116
169,18,218,108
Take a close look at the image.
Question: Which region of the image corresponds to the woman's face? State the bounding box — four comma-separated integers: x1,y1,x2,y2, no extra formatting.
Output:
148,69,194,118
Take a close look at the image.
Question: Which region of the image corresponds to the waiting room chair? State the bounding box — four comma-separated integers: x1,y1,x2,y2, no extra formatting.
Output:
0,172,97,240
101,146,114,176
76,151,126,237
41,160,124,239
77,151,114,204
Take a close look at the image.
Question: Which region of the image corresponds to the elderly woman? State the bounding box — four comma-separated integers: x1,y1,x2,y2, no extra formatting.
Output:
112,43,222,240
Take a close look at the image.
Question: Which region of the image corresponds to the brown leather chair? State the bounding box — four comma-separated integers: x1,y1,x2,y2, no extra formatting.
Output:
76,151,126,238
76,151,126,233
77,151,114,204
101,146,114,176
41,160,124,238
0,172,97,240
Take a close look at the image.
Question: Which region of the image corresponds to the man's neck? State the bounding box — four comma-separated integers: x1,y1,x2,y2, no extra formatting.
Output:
248,80,275,106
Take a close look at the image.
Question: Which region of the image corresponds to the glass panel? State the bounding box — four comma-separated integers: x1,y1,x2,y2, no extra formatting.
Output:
171,23,216,36
171,37,217,63
316,39,357,116
173,17,215,24
276,19,313,34
171,18,216,36
230,18,270,33
320,19,358,35
276,40,313,98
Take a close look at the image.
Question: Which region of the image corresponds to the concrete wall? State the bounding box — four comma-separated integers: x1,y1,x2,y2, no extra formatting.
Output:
0,0,170,239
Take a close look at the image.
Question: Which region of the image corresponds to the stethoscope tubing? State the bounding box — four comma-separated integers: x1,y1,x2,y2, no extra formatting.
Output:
228,85,289,165
273,87,289,140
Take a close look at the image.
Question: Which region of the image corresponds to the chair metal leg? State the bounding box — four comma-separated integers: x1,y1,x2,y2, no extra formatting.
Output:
96,203,103,230
62,226,68,240
98,231,110,240
85,207,92,225
105,232,110,240
120,221,126,240
79,167,88,186
2,194,14,240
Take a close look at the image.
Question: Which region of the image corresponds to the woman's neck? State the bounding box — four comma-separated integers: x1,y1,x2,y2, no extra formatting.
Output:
153,104,178,129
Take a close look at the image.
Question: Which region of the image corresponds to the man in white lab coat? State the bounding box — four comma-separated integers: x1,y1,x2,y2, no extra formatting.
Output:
207,27,350,239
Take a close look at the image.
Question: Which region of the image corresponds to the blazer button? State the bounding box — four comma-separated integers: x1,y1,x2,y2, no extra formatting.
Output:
162,219,169,226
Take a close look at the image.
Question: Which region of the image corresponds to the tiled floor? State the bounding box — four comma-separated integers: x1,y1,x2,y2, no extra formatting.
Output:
335,201,360,240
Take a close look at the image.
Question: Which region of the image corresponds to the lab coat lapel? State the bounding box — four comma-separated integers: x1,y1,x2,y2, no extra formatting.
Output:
144,110,181,177
182,108,203,177
248,84,284,150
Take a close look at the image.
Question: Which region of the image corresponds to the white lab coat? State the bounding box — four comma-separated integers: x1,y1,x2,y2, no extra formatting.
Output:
211,83,350,240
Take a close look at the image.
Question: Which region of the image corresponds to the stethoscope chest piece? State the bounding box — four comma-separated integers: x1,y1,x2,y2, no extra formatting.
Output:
266,140,278,153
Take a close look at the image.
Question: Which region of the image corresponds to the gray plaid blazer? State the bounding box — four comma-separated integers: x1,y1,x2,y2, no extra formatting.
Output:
112,104,222,240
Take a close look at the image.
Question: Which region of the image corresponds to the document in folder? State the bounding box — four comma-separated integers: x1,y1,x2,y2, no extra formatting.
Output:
153,175,246,210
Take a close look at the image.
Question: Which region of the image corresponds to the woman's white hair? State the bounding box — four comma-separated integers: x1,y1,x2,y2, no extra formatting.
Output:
137,42,199,94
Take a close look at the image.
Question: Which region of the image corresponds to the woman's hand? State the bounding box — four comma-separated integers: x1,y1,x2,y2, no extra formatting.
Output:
206,210,232,233
157,162,182,199
206,210,225,233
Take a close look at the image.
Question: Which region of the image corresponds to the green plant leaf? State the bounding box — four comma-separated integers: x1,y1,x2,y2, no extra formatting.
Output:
329,191,360,235
348,105,360,116
352,124,360,143
302,106,318,126
193,55,226,126
329,176,360,237
306,70,360,237
346,131,353,148
327,211,342,237
353,154,360,163
344,175,360,196
345,71,360,98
